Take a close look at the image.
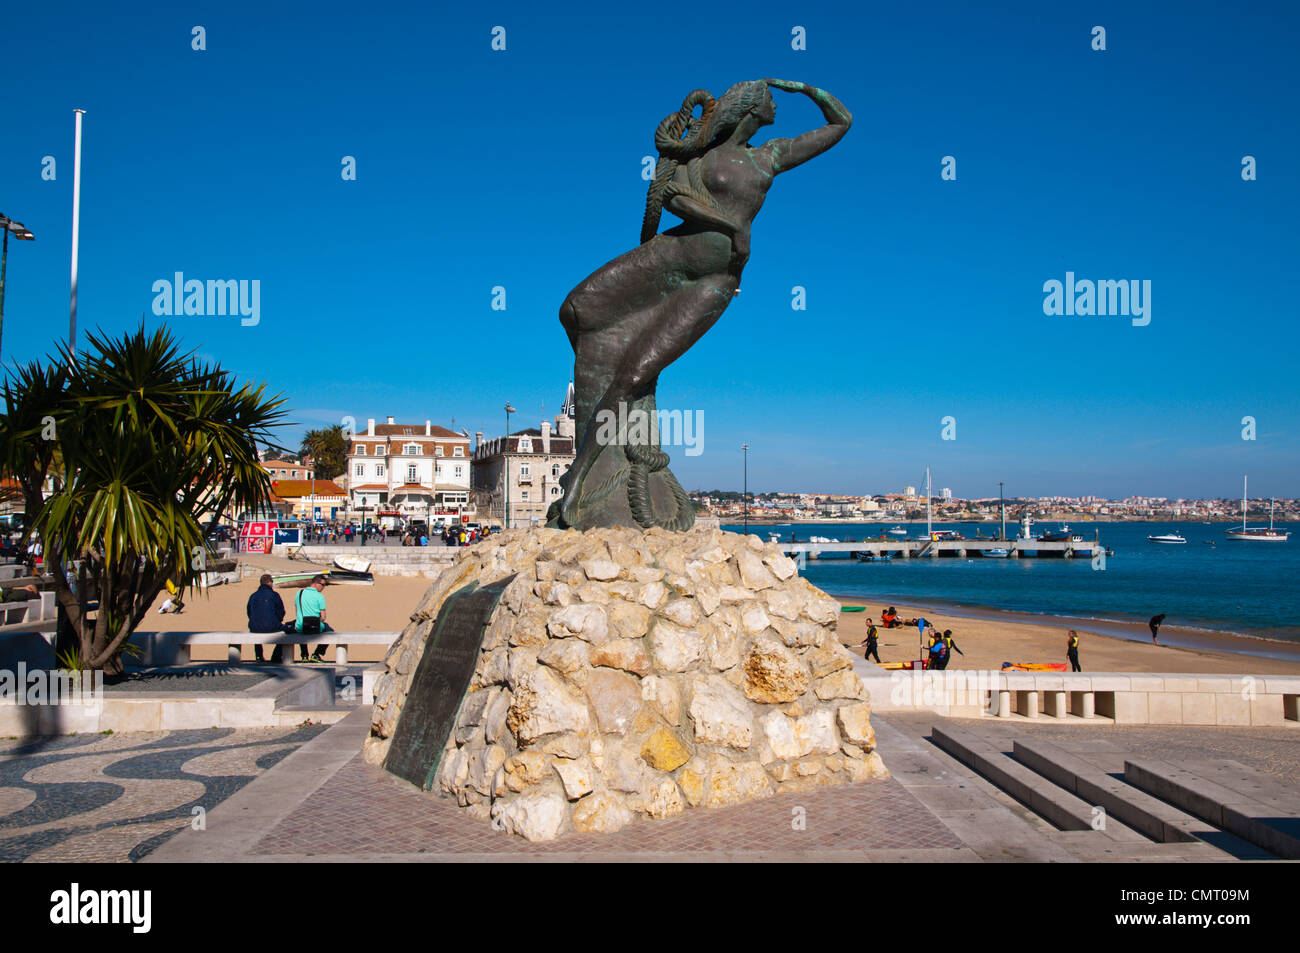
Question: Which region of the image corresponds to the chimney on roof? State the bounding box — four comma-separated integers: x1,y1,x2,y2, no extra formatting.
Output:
475,431,483,453
541,419,551,454
425,420,431,436
367,418,375,436
387,415,395,425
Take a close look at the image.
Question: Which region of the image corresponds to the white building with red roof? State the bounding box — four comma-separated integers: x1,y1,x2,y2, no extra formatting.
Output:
344,417,473,525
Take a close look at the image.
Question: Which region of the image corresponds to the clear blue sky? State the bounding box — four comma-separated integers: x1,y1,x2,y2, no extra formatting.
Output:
3,0,1297,499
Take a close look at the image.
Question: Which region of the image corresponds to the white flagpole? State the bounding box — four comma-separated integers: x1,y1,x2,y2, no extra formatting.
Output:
68,108,86,351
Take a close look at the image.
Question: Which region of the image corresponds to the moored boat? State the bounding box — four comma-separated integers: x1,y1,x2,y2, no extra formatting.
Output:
1148,534,1186,544
1224,477,1289,541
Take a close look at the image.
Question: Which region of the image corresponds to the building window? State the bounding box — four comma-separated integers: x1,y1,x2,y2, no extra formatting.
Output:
356,446,366,455
454,465,463,479
404,444,420,456
521,490,529,501
453,446,464,457
518,437,532,453
407,465,417,483
355,464,364,477
520,463,530,477
552,464,560,477
551,487,560,496
376,464,385,477
435,446,444,457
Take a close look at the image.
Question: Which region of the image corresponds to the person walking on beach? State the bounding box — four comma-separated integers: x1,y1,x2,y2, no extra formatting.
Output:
1067,629,1082,672
1149,613,1166,646
861,624,881,663
247,573,286,663
939,629,964,670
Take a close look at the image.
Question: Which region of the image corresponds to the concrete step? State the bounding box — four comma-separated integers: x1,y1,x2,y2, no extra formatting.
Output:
930,724,1097,831
274,704,359,727
1124,758,1300,859
1011,739,1204,844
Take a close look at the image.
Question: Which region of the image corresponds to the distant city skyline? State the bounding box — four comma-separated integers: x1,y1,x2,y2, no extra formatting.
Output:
2,1,1296,499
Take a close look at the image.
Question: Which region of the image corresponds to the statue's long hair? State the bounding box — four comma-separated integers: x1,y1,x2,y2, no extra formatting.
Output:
639,81,770,244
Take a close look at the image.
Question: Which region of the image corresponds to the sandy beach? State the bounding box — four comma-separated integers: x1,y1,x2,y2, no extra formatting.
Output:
834,597,1300,675
138,559,1300,675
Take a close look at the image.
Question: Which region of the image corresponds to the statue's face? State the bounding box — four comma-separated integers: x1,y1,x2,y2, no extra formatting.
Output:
754,90,776,126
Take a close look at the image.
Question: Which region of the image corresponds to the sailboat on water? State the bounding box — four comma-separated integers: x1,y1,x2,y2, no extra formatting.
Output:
1224,476,1290,542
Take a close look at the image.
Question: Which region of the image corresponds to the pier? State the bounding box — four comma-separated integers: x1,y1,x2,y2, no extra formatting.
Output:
779,538,1103,560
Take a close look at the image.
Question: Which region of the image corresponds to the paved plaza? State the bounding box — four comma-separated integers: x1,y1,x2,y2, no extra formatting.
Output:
0,724,326,862
1,709,1295,863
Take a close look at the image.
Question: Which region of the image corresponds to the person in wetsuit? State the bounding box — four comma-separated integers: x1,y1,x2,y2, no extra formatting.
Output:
862,624,881,663
939,629,964,670
1066,629,1082,671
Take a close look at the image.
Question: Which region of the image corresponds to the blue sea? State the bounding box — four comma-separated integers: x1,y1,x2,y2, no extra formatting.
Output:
721,521,1300,645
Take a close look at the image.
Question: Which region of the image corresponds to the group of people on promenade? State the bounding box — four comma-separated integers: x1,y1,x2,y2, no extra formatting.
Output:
301,521,492,548
305,523,374,544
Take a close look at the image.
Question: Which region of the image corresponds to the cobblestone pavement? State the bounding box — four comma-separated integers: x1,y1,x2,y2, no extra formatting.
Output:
250,752,964,857
0,725,326,862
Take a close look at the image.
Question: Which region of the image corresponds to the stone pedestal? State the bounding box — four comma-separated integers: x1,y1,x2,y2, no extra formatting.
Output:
365,525,886,841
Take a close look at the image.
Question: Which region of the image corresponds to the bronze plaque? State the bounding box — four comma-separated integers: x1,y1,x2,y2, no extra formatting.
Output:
383,575,515,791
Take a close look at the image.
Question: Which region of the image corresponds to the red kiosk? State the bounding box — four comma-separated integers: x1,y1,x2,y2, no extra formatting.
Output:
237,511,282,554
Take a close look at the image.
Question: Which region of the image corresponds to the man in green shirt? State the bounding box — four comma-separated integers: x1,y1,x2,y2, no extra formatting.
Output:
291,575,332,661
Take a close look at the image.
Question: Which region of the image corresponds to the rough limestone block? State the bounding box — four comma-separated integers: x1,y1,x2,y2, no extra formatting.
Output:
368,525,885,842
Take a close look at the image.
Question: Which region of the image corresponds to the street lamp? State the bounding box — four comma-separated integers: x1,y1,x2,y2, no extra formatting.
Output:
504,402,515,530
742,444,750,534
0,214,36,366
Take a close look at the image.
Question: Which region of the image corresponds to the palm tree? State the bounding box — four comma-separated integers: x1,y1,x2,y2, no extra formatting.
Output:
0,325,287,673
300,425,347,480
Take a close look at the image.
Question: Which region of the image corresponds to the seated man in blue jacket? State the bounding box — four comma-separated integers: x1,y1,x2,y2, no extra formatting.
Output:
246,574,286,663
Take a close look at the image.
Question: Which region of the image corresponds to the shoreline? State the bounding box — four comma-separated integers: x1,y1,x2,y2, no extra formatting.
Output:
830,588,1300,660
832,594,1300,673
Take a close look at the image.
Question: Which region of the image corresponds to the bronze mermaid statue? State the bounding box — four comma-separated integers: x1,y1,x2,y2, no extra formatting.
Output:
548,78,852,532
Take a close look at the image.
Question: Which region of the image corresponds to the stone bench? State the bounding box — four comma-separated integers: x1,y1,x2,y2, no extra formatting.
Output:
0,592,55,627
138,630,401,665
